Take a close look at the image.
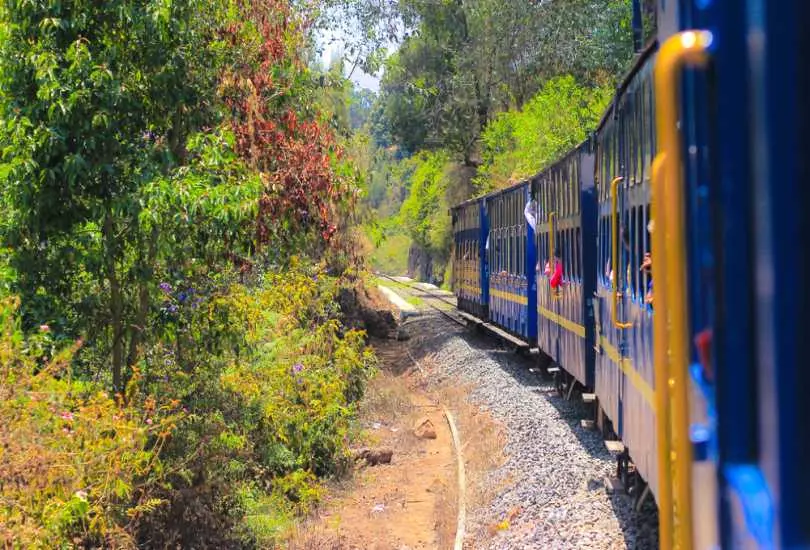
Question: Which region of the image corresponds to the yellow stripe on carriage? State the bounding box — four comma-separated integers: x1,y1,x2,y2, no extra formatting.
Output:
599,335,656,410
460,283,481,295
537,306,586,338
489,289,528,306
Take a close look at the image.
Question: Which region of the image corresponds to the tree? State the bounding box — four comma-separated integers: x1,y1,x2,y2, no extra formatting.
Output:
0,0,231,391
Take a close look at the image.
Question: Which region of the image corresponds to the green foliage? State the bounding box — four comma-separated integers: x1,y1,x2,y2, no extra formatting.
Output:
0,297,177,548
399,151,450,252
132,263,375,546
350,0,634,160
476,76,613,191
0,0,377,547
367,231,411,275
0,260,376,548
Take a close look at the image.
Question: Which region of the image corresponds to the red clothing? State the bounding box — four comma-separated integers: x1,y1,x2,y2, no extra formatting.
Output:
549,260,563,288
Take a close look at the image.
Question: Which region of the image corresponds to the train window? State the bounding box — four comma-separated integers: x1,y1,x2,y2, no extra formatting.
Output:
517,228,522,276
570,227,576,281
630,207,639,297
643,203,651,299
498,228,506,273
636,93,642,183
507,230,512,274
521,226,526,276
596,218,607,279
604,217,610,283
489,232,494,274
624,107,632,184
493,232,498,273
569,228,574,281
568,228,577,280
567,170,572,216
563,169,568,217
647,77,653,154
567,228,572,279
576,227,582,281
567,228,572,280
633,205,640,294
632,97,639,184
598,217,603,283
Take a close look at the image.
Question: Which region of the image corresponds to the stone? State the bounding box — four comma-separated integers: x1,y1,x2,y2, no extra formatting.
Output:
354,448,394,466
412,416,437,439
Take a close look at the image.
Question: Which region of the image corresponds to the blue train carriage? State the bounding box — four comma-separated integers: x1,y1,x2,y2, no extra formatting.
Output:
593,41,665,504
484,181,537,342
532,142,597,390
450,197,488,318
650,1,810,548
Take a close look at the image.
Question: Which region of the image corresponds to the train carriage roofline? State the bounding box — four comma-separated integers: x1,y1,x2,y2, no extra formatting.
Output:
595,39,659,135
452,41,659,215
531,140,591,186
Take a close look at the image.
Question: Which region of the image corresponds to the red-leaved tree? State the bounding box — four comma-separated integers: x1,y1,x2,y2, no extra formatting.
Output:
221,0,350,254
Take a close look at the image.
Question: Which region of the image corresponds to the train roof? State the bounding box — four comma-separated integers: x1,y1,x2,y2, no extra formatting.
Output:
595,38,658,133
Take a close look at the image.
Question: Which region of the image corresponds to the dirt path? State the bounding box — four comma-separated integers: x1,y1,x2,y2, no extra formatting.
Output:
285,357,460,550
324,388,455,550
286,283,506,550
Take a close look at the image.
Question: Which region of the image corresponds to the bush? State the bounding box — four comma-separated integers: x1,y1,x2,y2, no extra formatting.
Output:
0,262,376,548
131,263,376,546
476,75,613,191
0,297,178,549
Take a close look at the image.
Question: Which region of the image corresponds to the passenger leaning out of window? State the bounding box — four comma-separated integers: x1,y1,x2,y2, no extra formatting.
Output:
544,248,563,290
640,252,653,306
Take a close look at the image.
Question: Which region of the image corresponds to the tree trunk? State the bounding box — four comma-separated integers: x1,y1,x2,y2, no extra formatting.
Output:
104,212,124,394
127,226,158,368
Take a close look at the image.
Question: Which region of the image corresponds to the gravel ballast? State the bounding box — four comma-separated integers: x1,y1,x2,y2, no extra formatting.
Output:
390,288,658,550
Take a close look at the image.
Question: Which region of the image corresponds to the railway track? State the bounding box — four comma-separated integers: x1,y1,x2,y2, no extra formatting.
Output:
377,274,467,328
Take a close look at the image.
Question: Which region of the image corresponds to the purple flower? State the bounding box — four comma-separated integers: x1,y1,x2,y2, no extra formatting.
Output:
178,291,188,303
296,377,303,385
168,304,179,314
159,282,172,293
292,363,304,374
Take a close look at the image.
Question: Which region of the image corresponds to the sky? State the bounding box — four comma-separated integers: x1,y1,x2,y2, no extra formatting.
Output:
318,29,383,93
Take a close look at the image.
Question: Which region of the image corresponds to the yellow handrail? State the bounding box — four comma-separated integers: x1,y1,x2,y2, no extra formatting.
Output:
651,153,673,550
654,29,713,550
548,212,560,300
610,176,632,329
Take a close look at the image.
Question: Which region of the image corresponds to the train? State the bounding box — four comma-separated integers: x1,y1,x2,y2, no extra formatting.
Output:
449,1,809,549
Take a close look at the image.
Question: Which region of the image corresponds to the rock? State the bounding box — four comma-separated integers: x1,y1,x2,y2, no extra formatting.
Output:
354,448,394,466
413,417,437,439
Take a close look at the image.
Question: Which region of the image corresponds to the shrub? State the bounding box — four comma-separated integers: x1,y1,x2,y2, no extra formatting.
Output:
131,263,376,546
0,297,178,549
